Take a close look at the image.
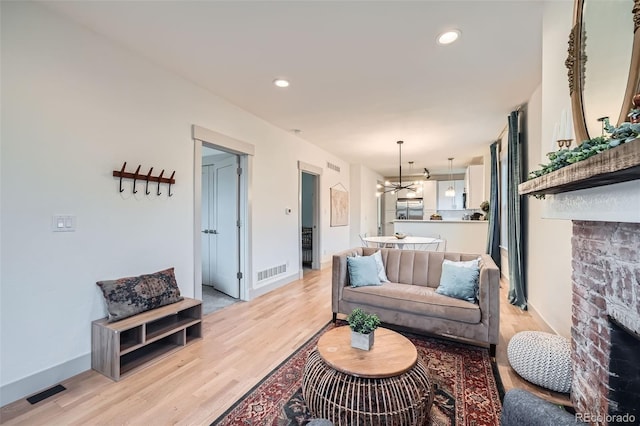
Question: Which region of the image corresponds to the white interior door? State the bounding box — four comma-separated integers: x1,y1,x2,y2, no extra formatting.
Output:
202,165,213,286
212,156,239,298
202,155,239,298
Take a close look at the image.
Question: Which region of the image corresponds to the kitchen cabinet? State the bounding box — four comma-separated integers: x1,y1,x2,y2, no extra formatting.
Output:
437,180,464,210
465,165,485,209
422,180,437,210
422,180,437,217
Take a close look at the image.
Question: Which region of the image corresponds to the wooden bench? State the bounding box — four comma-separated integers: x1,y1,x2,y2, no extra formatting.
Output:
92,297,202,381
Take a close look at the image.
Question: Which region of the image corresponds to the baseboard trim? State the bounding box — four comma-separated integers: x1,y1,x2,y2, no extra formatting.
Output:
527,301,564,337
250,271,299,300
0,353,90,407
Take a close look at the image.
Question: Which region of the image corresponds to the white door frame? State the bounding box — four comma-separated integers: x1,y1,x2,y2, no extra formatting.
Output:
202,154,240,297
298,161,322,273
192,125,254,301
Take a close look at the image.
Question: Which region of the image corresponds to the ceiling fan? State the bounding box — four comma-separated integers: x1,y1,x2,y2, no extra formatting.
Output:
377,141,421,195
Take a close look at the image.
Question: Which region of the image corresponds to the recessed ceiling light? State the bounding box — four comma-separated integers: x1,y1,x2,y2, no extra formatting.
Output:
273,78,290,88
437,30,461,45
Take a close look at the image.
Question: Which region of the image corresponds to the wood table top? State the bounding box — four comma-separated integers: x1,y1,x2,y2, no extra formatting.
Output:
317,326,417,378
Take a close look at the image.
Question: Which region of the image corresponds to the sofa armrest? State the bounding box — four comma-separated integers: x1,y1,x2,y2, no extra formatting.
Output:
331,247,363,313
477,254,500,345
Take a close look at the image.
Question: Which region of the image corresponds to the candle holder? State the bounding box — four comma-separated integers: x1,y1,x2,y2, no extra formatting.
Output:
629,94,640,124
597,116,609,136
557,139,573,149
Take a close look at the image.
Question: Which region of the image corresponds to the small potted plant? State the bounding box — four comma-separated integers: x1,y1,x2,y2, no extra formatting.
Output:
347,308,381,351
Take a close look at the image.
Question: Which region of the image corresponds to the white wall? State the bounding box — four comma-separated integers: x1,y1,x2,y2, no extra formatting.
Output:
524,0,575,339
0,2,350,404
349,164,383,247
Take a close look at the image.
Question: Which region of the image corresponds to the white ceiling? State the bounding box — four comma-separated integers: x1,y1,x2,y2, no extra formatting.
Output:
43,0,543,177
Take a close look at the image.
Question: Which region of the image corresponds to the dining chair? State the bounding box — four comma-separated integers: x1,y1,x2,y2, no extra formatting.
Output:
383,237,397,249
421,234,444,252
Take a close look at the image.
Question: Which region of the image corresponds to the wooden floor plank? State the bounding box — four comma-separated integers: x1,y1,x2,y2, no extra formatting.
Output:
0,267,569,425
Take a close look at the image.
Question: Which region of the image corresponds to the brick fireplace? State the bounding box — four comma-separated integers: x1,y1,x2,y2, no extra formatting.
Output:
571,220,640,424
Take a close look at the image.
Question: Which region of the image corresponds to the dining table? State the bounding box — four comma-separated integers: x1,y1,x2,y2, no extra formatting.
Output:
362,235,443,250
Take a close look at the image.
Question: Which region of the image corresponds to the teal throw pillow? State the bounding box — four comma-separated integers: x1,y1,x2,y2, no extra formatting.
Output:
347,256,382,288
435,259,480,303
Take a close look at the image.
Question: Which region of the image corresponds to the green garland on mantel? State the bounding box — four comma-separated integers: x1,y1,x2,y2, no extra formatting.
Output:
528,115,640,181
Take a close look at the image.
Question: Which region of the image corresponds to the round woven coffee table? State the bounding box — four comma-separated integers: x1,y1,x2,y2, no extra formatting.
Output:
302,326,433,425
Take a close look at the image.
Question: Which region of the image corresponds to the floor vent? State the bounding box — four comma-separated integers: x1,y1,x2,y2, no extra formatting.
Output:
26,384,66,405
327,162,341,173
257,264,287,281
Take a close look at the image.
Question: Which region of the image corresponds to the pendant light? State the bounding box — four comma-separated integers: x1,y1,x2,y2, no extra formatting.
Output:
378,141,418,194
445,158,456,197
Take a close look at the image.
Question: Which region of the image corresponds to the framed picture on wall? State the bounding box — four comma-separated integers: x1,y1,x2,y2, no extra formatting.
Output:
330,186,349,227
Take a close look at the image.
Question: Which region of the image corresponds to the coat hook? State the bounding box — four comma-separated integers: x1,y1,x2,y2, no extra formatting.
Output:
118,162,127,193
157,170,164,196
168,171,176,197
145,167,154,195
132,165,141,194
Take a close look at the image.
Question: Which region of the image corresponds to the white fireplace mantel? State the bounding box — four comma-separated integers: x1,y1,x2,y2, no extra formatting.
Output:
519,139,640,223
542,180,640,223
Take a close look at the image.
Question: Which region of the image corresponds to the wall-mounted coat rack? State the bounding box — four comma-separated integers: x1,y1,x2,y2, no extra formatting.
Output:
113,162,176,196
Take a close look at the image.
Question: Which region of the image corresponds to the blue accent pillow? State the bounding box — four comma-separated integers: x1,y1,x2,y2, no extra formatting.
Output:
435,260,480,303
347,256,381,288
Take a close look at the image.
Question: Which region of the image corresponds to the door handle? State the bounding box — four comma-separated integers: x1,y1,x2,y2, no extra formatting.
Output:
212,230,218,234
202,230,210,234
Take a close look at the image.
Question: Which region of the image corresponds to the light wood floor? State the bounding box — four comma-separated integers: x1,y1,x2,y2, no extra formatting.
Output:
1,266,569,425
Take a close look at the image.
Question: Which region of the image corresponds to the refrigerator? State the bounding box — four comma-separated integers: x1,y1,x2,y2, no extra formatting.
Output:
396,198,424,220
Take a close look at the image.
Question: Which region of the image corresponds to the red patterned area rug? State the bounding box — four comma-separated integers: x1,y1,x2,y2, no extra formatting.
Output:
212,321,502,426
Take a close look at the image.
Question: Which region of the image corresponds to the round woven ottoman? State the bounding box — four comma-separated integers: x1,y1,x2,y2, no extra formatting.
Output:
507,331,571,393
302,350,433,425
302,327,433,426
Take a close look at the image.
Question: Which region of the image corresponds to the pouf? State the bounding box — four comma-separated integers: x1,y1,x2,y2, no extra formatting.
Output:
307,420,333,426
501,389,586,426
507,331,572,393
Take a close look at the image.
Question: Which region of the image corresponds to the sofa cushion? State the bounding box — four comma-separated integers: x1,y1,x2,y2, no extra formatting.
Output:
371,250,390,283
342,282,481,324
347,256,381,287
363,249,484,289
380,250,432,286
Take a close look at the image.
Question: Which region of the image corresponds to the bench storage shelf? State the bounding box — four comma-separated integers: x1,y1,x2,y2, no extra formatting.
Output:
92,298,202,381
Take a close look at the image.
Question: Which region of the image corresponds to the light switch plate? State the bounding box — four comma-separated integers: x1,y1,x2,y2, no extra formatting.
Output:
52,215,76,232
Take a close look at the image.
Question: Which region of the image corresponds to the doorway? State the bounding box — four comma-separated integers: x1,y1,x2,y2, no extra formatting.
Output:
299,162,322,272
202,148,240,301
193,125,254,307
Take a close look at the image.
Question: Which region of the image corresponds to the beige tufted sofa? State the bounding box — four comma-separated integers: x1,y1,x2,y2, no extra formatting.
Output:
332,247,500,355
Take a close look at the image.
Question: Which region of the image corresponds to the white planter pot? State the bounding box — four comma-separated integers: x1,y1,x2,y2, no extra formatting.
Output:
351,330,375,351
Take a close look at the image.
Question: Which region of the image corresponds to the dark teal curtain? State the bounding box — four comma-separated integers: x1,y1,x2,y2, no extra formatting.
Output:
486,141,501,269
507,110,527,309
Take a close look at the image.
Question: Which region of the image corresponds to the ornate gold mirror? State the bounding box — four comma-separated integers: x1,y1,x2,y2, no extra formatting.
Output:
567,0,640,144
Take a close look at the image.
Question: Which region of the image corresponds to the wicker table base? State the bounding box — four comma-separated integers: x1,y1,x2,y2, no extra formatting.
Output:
302,349,434,425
